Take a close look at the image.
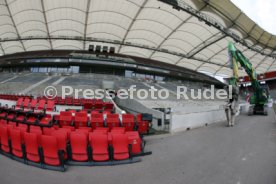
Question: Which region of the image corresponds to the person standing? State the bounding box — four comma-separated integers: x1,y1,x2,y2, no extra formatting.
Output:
225,85,239,127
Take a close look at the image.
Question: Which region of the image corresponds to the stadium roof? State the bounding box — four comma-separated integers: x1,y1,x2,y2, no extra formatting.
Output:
0,0,276,77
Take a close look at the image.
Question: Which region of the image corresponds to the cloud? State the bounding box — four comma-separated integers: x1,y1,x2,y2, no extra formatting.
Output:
231,0,276,35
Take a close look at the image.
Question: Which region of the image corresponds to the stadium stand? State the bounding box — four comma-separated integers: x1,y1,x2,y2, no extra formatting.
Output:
0,94,152,171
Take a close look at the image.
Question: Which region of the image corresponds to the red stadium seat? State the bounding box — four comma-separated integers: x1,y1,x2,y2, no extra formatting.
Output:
15,98,24,109
74,111,88,128
106,114,120,131
91,113,104,129
43,127,56,135
111,127,125,134
53,128,70,140
122,114,135,131
29,126,42,145
7,124,15,136
94,101,103,111
30,125,41,131
58,111,73,127
112,134,130,160
8,121,17,127
36,99,46,111
15,112,26,123
0,126,10,153
103,102,114,112
29,99,38,110
25,113,39,124
46,100,55,112
0,110,7,119
91,110,100,115
75,128,91,136
65,97,73,105
83,102,93,110
51,130,68,159
39,114,52,126
67,109,76,113
78,127,92,132
136,114,150,134
22,98,31,110
70,132,88,162
10,129,24,158
73,99,81,106
14,126,28,141
60,126,75,133
102,110,111,115
6,111,16,121
23,132,41,163
0,119,7,126
17,123,28,135
90,133,109,161
41,135,64,166
93,127,109,134
126,131,142,155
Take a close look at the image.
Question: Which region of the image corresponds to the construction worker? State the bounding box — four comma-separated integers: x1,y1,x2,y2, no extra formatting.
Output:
225,85,239,127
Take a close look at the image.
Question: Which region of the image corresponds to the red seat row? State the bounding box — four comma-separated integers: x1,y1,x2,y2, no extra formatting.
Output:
0,108,52,127
56,112,139,132
0,121,149,171
14,98,55,112
37,96,114,112
0,94,32,101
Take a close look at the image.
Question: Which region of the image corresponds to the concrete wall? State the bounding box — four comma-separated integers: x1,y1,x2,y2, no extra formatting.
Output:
115,97,164,130
170,104,226,133
0,99,16,107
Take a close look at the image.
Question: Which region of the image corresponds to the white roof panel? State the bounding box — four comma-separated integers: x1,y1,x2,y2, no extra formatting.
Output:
0,0,275,77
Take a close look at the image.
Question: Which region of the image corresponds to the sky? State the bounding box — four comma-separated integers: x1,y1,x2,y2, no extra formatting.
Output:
231,0,276,35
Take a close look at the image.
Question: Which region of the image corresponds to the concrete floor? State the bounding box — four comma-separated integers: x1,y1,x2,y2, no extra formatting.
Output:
1,110,276,184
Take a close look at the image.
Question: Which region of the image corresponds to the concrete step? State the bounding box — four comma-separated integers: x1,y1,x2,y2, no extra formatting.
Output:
20,77,53,94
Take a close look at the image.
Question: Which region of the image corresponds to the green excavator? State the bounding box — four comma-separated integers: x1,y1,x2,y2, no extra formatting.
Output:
228,42,268,115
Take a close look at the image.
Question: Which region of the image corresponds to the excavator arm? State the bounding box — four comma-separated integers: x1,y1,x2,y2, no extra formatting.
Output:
228,42,268,115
